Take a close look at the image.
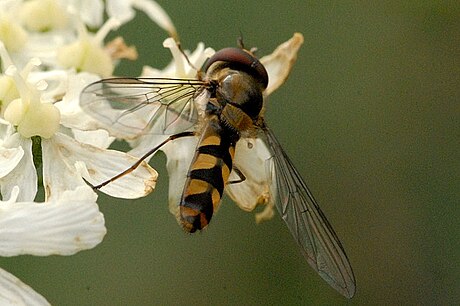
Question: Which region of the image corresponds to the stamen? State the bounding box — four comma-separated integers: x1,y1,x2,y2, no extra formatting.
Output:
5,65,29,106
20,58,41,80
163,38,185,76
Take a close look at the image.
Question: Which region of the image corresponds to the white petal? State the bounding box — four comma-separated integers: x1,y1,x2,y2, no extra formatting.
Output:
132,0,177,39
41,136,89,201
0,186,106,256
72,129,115,149
27,70,68,103
260,33,304,96
0,134,37,202
226,138,277,222
141,43,213,78
128,133,169,162
106,0,136,24
3,186,19,205
0,147,24,178
55,72,102,131
72,0,104,28
140,65,163,76
180,42,214,77
187,42,206,66
0,268,50,305
0,120,13,140
44,133,157,199
161,136,197,219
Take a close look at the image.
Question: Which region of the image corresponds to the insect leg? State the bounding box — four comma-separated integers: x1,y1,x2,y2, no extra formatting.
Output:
227,167,246,184
91,131,196,190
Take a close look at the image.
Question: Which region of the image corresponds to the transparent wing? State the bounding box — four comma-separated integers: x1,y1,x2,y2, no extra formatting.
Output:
80,78,208,139
263,125,356,298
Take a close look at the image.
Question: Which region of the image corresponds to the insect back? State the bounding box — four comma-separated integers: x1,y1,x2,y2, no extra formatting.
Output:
180,47,269,233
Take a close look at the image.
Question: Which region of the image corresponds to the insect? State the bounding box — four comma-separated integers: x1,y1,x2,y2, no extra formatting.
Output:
80,43,356,298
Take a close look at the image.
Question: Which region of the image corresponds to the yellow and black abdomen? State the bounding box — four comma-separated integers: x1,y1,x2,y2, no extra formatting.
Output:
180,115,238,232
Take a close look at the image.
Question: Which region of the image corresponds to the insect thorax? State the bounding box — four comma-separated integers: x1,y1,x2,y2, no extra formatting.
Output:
206,63,265,135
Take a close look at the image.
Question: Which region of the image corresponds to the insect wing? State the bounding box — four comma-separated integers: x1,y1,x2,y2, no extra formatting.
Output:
80,78,207,139
263,126,356,298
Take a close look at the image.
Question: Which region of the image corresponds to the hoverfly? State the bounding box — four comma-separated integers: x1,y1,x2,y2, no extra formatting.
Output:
80,40,356,298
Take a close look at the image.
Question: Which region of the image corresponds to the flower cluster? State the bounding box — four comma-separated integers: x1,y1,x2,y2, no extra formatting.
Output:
0,0,303,303
0,0,172,303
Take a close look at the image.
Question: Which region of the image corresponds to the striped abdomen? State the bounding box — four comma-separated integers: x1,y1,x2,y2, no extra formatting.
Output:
180,116,238,232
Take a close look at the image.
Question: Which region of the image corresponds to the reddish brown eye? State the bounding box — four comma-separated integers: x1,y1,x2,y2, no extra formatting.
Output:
204,47,269,89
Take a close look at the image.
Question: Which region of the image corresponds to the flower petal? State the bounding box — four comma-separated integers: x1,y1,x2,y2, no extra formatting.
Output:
0,146,24,178
0,268,50,305
72,129,115,149
0,186,106,256
55,72,106,132
0,133,37,202
225,138,276,223
106,0,136,24
127,133,169,162
132,0,177,40
44,132,157,199
260,33,304,96
161,136,197,220
72,0,104,28
41,136,89,201
141,42,214,78
187,43,215,72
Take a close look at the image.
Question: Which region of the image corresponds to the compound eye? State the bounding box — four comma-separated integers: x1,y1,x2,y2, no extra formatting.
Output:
204,47,268,89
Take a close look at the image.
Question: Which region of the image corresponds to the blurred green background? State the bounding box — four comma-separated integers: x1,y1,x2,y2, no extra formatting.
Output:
1,1,459,305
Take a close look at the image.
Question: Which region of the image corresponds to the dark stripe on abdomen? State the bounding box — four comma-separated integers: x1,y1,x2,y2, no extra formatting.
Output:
180,116,238,233
188,166,225,197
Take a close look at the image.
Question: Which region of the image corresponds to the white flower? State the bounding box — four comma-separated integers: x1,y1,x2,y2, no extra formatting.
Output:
0,10,28,53
0,186,105,256
19,0,70,32
142,37,215,78
0,185,106,305
57,18,121,78
65,0,104,28
0,43,157,201
2,0,137,73
1,0,75,69
0,0,178,303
